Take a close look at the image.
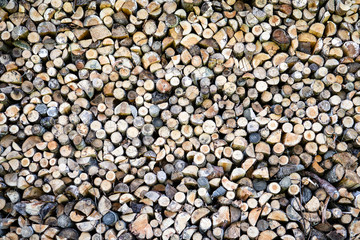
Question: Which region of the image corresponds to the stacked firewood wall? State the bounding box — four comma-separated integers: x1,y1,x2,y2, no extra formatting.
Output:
0,0,360,239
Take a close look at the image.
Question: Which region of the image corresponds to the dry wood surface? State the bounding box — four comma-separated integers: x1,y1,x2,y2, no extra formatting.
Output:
0,0,360,239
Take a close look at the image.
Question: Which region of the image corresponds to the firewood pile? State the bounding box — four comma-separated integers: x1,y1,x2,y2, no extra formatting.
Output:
1,0,360,239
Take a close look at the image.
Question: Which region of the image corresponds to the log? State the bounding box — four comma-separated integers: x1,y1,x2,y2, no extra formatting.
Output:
304,171,340,200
